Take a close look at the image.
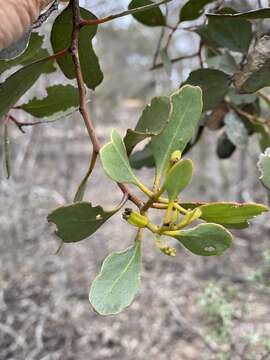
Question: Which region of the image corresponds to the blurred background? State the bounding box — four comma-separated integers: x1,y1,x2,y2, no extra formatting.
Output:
0,0,270,359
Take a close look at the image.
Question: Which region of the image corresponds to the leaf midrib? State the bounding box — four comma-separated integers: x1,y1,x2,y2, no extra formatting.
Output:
157,95,192,176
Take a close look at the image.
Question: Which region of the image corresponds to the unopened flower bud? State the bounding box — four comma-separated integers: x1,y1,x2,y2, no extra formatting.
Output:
123,208,149,228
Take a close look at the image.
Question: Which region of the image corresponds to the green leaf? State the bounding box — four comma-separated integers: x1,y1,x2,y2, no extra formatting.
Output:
89,241,142,315
224,111,248,148
51,5,103,90
207,8,270,20
180,0,215,22
198,8,252,53
152,85,202,177
101,130,141,185
47,202,118,243
164,159,193,201
0,59,50,117
258,148,270,190
173,223,233,256
206,52,238,75
130,142,155,169
0,32,55,75
128,0,166,26
124,96,170,155
199,202,268,228
185,69,230,112
20,85,80,118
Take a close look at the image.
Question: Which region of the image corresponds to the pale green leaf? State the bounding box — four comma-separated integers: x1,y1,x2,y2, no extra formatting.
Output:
164,159,193,200
89,241,142,315
151,85,203,177
101,130,140,185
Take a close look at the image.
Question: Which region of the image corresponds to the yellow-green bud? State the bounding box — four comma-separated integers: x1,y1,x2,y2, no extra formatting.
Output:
170,150,182,164
123,208,149,228
160,246,176,257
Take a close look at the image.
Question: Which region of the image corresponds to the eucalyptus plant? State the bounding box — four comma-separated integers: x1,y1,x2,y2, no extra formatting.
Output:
0,0,269,315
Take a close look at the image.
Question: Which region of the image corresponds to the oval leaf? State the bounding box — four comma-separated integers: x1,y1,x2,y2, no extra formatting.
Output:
101,130,140,185
185,69,230,111
174,223,233,256
47,202,118,243
89,241,142,315
129,0,166,26
152,85,203,177
164,159,193,200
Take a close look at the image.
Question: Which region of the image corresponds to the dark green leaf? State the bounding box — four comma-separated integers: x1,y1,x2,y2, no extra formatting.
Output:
198,8,252,53
258,148,270,190
124,96,170,155
89,241,142,315
51,5,103,90
152,85,202,177
185,69,230,111
130,142,155,169
180,0,215,22
0,59,50,117
47,202,118,243
164,159,193,200
20,85,80,118
101,130,141,185
128,0,166,26
0,32,55,75
173,223,233,256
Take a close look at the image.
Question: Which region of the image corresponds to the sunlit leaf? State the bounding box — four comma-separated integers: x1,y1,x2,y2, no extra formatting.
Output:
89,241,142,315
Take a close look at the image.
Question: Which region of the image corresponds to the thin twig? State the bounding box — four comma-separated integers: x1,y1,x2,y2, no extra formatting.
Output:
151,53,199,70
